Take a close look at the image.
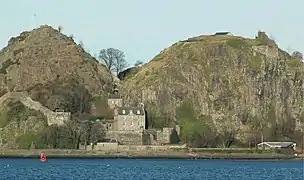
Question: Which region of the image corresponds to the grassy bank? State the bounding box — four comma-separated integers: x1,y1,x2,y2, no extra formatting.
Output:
0,149,301,160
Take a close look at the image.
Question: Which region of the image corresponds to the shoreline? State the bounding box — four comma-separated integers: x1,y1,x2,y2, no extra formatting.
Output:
0,149,302,160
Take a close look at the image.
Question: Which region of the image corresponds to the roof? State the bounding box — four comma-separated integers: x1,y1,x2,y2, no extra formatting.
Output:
108,93,121,99
214,32,232,36
117,107,145,115
55,109,65,112
91,107,114,119
258,142,294,148
95,138,118,143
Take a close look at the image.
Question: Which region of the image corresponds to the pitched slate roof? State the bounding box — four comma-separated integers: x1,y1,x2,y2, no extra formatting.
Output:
91,107,114,119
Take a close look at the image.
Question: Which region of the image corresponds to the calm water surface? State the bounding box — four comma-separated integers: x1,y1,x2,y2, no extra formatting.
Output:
0,158,303,180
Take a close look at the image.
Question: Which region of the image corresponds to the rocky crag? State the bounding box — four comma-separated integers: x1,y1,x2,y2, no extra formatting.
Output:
0,25,112,148
0,25,112,94
120,31,304,148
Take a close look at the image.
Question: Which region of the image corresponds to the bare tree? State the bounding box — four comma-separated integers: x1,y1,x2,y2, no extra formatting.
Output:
291,51,303,60
98,48,127,74
134,60,144,67
79,120,93,150
67,119,82,149
90,122,106,143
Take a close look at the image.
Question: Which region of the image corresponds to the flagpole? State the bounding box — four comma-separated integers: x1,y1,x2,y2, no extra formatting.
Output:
32,13,37,28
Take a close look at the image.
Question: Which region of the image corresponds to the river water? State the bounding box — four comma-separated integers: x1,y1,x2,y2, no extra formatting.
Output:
0,158,303,180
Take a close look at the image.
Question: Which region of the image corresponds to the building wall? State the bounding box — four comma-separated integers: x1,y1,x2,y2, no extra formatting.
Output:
144,130,158,145
94,142,118,151
82,144,186,151
47,111,71,126
144,129,157,140
83,142,118,151
108,98,123,109
117,114,145,131
157,128,173,144
105,131,144,145
117,145,186,152
142,133,152,145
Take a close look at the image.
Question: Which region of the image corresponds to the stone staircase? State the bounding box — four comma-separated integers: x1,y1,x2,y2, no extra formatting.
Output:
0,92,67,126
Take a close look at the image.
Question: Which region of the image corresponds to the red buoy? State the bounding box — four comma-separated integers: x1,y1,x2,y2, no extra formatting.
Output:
40,152,47,162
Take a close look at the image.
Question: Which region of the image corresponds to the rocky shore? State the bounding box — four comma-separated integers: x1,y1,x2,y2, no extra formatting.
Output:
0,149,301,160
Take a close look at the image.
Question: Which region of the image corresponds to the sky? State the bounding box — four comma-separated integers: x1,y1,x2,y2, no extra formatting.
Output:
1,0,303,66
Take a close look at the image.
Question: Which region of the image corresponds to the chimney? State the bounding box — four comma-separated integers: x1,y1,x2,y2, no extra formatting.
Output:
139,102,145,110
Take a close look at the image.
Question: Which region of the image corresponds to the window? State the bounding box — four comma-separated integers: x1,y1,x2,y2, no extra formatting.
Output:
122,110,125,114
131,122,133,126
137,110,140,114
130,110,133,114
123,122,125,126
138,122,140,126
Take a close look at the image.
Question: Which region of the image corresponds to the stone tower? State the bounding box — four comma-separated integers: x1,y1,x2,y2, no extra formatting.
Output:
107,83,123,109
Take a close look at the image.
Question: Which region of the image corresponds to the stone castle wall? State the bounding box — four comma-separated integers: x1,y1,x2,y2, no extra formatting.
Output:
157,128,173,144
117,144,186,152
83,144,186,152
142,133,152,145
105,130,144,145
0,92,69,126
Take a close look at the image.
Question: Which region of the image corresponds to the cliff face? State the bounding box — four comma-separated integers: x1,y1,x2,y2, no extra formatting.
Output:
120,33,304,147
0,25,112,95
0,25,113,148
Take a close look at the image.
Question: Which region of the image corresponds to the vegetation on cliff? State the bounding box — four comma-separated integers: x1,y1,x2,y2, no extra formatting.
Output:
0,25,113,148
120,32,304,148
98,48,128,75
0,100,47,148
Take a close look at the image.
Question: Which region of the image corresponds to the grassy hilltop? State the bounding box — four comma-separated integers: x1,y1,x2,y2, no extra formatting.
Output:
120,32,304,148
